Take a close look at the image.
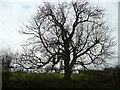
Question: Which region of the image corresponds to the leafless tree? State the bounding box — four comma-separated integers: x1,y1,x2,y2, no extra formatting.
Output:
0,48,14,80
0,49,13,73
19,1,116,81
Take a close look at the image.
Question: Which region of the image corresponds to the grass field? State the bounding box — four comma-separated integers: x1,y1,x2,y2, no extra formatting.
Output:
2,70,120,88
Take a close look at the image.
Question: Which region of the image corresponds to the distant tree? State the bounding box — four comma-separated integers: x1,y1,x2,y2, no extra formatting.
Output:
0,49,13,73
20,1,116,81
0,48,13,80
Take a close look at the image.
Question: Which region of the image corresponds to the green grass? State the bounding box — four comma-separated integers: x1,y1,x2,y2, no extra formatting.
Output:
2,70,120,88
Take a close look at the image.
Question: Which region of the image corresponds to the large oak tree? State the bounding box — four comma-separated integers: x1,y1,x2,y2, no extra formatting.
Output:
19,1,116,81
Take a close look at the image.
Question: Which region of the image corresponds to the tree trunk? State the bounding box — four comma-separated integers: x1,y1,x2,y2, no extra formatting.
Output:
63,39,72,81
78,70,81,74
64,63,72,82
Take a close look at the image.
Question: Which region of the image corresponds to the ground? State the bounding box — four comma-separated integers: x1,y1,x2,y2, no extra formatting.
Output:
2,69,120,88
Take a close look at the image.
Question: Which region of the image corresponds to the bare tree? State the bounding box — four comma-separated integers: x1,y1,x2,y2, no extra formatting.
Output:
0,48,14,80
19,1,116,81
0,49,13,73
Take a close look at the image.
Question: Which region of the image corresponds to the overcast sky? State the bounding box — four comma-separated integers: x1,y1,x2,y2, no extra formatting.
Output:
0,0,119,66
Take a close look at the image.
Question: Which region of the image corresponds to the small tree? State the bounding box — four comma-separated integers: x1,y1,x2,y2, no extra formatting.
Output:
20,1,116,81
0,48,13,80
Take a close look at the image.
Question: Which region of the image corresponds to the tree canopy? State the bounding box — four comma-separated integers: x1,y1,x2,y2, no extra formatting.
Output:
19,1,116,81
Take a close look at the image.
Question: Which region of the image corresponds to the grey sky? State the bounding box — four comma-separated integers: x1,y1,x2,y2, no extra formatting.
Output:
0,0,119,66
0,2,37,51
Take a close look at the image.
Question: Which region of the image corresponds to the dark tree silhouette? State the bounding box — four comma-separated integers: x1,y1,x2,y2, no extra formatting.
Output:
0,49,14,81
19,1,116,81
0,49,13,73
